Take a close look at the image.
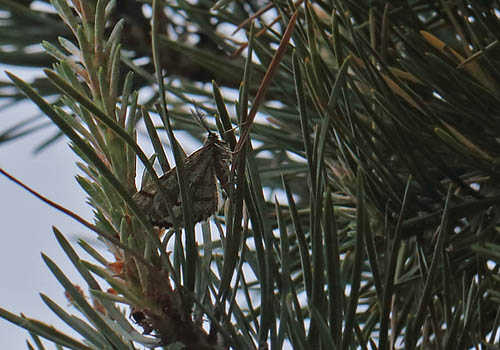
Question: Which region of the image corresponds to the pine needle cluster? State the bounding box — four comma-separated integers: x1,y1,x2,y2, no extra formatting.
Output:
0,1,499,349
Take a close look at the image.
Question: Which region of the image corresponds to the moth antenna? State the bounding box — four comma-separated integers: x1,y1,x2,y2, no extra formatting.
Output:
224,121,247,135
190,103,213,135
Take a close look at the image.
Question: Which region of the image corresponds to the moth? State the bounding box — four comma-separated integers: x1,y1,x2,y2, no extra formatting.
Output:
133,131,231,228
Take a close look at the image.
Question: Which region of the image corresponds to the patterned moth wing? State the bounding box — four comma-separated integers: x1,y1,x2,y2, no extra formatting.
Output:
133,133,231,228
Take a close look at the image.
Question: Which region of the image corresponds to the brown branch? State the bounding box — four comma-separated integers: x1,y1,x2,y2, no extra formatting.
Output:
0,167,152,267
234,10,298,154
0,167,98,232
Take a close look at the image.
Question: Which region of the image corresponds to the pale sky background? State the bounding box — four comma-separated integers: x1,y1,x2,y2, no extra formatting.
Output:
0,64,96,348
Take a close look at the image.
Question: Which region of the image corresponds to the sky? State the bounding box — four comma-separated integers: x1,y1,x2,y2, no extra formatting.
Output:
0,65,95,348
